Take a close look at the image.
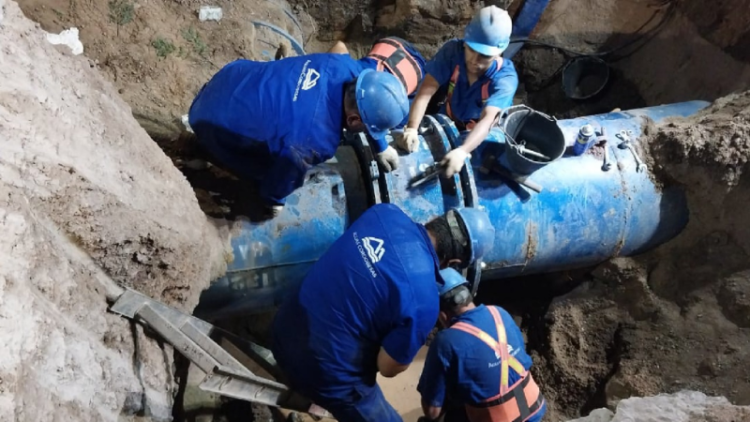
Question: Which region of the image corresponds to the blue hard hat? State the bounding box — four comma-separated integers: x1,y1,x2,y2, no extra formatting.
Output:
438,267,468,297
453,207,495,263
355,68,409,144
464,6,513,57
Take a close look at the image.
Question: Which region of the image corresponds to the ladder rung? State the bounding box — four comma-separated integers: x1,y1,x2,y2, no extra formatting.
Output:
138,305,219,374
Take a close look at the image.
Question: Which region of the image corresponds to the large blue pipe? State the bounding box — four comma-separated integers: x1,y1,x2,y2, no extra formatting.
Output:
194,101,709,320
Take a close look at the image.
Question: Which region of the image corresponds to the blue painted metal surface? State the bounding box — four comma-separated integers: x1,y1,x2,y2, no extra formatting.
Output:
196,100,710,320
503,0,552,60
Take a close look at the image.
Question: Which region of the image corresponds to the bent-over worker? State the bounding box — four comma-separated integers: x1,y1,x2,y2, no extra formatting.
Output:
417,268,546,422
188,55,408,217
329,37,427,129
399,6,519,177
272,203,495,422
329,37,426,100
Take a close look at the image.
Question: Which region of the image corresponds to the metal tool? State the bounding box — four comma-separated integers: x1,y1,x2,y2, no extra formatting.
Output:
514,144,551,161
407,162,443,189
479,154,543,193
599,127,611,172
616,130,647,173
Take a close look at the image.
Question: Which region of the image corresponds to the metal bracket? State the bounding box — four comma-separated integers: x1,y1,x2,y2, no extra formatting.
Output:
433,114,484,295
423,115,463,206
348,133,384,206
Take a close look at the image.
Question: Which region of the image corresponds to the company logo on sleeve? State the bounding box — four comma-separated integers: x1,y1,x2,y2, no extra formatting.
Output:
353,232,386,278
293,60,319,101
362,237,385,263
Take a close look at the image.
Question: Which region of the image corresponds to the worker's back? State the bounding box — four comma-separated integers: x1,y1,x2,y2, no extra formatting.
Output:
419,304,545,422
188,54,366,165
272,203,440,401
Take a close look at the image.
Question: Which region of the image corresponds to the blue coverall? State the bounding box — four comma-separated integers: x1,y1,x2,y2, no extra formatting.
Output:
272,203,442,422
188,54,368,206
418,305,546,422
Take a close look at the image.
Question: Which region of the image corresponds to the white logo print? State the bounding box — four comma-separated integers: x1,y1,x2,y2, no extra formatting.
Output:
363,237,385,263
302,68,320,90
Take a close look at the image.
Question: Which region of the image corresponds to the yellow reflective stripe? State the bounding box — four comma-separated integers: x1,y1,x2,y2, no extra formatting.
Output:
508,358,526,375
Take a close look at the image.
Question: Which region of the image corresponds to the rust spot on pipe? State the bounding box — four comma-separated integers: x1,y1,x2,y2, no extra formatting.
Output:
524,222,538,265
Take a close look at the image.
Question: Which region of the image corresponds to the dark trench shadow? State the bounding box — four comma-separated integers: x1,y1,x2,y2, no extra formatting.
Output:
474,267,596,370
152,131,274,222
512,13,750,118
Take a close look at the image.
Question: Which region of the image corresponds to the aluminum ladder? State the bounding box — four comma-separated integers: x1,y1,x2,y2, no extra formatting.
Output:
108,288,331,419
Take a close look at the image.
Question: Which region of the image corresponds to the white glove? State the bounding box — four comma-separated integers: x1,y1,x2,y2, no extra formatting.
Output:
263,204,284,219
440,148,470,178
396,127,420,153
377,145,400,173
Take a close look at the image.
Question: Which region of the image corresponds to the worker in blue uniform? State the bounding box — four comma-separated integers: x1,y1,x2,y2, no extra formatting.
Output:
329,37,427,127
417,268,546,422
399,6,519,178
272,204,495,422
188,54,409,217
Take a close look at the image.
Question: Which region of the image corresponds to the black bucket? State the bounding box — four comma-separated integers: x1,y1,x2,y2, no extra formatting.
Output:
501,106,565,176
562,56,610,100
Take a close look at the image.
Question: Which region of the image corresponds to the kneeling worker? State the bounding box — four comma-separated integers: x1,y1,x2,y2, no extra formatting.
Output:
272,204,495,422
417,268,546,422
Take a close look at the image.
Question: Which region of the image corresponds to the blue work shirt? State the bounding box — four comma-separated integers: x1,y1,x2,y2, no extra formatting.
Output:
417,305,544,422
426,39,519,126
272,203,441,401
188,54,367,205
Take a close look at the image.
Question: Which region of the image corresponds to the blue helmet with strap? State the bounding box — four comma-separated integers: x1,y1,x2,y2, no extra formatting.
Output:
446,206,495,265
355,68,409,144
464,5,513,57
438,267,468,297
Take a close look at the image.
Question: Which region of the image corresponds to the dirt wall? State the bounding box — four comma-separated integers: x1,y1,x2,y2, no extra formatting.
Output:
0,0,230,419
523,92,750,421
15,0,314,140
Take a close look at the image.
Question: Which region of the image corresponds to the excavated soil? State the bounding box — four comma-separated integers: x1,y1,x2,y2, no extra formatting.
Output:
0,1,230,420
493,91,750,421
15,0,314,140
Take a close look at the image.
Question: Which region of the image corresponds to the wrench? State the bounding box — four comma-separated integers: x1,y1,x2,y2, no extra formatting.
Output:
616,130,647,173
599,127,611,172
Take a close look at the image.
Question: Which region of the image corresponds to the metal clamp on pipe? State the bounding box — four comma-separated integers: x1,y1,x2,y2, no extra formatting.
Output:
429,114,484,294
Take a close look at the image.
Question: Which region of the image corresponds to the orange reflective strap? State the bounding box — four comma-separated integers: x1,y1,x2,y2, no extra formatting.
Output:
481,81,490,103
367,37,422,95
451,307,544,422
464,374,545,422
445,65,460,121
488,306,510,392
446,59,499,129
450,312,527,392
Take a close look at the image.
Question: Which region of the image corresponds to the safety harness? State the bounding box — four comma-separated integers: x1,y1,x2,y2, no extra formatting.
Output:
450,306,545,422
367,37,423,96
445,59,502,131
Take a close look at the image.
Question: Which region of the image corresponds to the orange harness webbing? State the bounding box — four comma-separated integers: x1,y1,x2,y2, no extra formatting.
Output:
450,307,545,422
445,59,501,131
367,37,423,95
